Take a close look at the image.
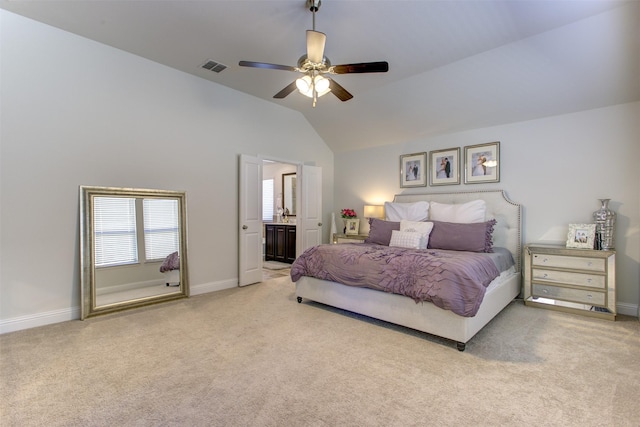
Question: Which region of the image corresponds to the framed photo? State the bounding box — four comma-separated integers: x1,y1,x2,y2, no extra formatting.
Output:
566,223,596,249
429,148,460,186
344,218,360,235
464,141,500,184
400,152,427,188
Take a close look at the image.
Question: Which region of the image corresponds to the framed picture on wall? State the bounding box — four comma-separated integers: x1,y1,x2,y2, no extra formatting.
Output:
429,148,460,186
400,152,427,188
566,223,596,249
464,141,500,184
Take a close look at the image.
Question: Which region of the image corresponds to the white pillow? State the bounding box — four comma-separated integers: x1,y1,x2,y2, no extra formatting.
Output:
384,201,429,222
400,220,434,249
389,230,423,249
429,200,486,224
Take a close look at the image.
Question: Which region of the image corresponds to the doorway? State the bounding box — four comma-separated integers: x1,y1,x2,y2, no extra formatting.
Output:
239,155,322,287
262,160,298,278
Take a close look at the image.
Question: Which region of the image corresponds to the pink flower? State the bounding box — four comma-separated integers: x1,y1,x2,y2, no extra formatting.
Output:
341,208,357,218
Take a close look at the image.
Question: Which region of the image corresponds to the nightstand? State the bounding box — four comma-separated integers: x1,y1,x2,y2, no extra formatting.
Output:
332,233,368,244
523,244,616,320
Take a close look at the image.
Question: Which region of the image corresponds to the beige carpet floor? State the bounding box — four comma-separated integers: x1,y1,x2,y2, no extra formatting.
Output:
1,275,639,427
263,261,293,270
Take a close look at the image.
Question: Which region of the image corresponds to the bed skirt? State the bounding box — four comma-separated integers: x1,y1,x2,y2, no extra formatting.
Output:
295,268,520,347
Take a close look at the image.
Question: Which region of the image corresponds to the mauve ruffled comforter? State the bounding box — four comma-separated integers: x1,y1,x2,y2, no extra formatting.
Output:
291,244,510,317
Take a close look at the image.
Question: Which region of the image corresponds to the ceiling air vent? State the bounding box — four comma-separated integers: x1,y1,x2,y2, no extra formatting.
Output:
201,59,227,73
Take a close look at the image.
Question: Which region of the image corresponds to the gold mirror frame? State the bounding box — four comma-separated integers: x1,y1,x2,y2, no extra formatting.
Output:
79,186,189,319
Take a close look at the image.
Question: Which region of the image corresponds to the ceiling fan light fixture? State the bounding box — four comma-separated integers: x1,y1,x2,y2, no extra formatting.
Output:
314,75,330,94
296,74,331,98
296,75,312,94
238,0,387,105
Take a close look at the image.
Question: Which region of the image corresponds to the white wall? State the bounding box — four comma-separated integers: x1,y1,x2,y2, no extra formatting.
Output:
0,11,334,331
2,9,637,333
334,102,640,316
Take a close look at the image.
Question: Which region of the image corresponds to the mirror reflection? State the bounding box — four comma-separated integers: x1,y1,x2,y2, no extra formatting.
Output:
80,186,189,319
282,173,297,216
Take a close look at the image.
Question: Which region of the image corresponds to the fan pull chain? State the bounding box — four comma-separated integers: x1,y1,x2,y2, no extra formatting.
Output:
312,78,318,107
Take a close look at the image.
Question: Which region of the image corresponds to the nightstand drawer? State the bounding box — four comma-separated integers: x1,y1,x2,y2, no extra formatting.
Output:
532,284,605,306
333,233,368,244
532,254,604,272
335,237,365,244
532,269,605,289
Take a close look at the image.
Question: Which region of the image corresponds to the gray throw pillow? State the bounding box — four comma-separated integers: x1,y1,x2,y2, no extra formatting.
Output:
427,219,497,252
364,218,400,245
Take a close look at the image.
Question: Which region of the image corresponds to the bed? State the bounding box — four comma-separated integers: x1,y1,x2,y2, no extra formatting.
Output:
160,251,180,286
293,190,522,351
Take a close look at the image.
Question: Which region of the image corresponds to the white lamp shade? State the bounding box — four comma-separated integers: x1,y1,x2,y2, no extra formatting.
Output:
296,75,312,95
314,75,330,93
364,205,384,219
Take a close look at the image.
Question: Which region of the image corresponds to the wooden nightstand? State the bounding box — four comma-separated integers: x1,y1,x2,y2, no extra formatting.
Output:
332,233,368,244
523,244,616,320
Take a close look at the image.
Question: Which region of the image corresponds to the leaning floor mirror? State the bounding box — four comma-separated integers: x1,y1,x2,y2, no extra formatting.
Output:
80,186,189,319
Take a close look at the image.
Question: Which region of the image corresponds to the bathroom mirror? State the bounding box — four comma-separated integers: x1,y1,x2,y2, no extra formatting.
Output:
282,172,297,216
79,186,189,319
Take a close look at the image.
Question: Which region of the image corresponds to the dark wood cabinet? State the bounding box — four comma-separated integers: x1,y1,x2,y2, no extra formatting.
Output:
265,224,296,264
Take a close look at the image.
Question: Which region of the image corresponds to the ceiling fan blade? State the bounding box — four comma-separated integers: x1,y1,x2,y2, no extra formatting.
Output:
306,30,326,64
328,79,353,102
273,81,298,99
332,61,389,74
239,61,297,72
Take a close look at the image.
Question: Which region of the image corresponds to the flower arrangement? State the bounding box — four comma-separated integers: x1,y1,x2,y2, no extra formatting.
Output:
341,208,357,219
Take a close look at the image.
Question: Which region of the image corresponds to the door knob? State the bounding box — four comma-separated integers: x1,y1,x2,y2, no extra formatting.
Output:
318,222,323,227
242,225,248,230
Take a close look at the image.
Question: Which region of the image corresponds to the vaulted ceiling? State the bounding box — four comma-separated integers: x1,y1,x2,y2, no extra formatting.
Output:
2,0,639,152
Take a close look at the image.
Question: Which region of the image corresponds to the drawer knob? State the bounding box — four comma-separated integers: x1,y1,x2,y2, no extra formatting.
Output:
543,258,548,263
587,278,592,283
588,262,593,266
543,273,548,278
542,289,549,294
587,294,593,299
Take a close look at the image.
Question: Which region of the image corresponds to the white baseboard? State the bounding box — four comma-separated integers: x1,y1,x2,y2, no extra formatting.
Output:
2,284,635,335
0,306,81,335
0,278,239,335
617,302,640,318
190,278,237,295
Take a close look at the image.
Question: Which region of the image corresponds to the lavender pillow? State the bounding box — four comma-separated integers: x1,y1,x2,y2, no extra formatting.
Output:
427,219,497,252
364,218,400,245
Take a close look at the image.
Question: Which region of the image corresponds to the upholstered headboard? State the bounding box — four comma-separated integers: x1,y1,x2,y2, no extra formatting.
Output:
393,190,522,272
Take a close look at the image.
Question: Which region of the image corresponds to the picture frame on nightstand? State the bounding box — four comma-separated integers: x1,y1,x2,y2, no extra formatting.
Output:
566,223,596,249
344,219,360,235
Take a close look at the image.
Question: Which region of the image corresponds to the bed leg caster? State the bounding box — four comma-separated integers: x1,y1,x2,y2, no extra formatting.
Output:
456,342,466,352
297,297,302,303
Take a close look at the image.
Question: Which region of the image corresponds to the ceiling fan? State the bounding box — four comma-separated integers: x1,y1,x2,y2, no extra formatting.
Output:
238,0,389,107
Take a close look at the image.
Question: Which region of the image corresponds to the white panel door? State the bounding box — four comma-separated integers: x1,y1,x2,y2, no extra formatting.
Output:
238,154,262,286
297,164,322,258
